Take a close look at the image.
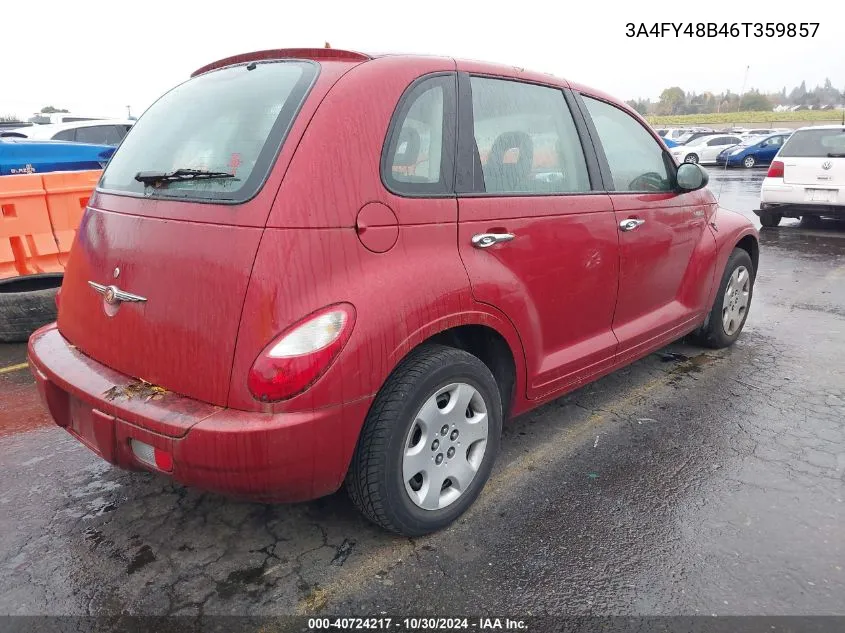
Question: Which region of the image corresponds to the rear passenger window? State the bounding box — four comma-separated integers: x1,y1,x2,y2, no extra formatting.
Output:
582,96,673,193
76,125,124,146
469,77,590,194
52,129,76,141
383,75,456,195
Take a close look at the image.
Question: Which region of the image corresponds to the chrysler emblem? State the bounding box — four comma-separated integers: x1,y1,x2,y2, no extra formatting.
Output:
88,281,147,306
822,161,832,170
103,286,117,305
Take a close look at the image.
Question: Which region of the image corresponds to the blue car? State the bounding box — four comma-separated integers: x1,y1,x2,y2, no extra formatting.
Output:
663,137,679,148
0,138,114,176
715,132,791,169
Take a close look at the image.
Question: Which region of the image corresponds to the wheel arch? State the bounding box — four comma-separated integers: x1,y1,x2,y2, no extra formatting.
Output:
735,233,759,278
387,311,527,420
703,207,760,314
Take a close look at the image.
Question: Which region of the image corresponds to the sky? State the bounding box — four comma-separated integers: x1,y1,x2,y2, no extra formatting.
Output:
2,0,844,120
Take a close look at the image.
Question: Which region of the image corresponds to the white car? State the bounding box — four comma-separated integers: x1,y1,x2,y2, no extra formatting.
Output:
758,125,845,227
669,134,744,165
658,127,710,142
0,119,134,146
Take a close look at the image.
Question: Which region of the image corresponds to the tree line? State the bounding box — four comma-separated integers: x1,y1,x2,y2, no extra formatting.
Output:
627,79,844,116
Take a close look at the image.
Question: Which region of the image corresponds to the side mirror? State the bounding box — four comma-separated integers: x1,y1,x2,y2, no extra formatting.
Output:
676,162,709,192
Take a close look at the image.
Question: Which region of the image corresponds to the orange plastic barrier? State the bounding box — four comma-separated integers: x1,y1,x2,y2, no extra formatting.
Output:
42,170,101,266
0,170,101,280
0,174,64,280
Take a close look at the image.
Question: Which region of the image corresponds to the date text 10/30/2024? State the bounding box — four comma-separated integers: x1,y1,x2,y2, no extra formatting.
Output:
626,23,819,38
307,618,528,630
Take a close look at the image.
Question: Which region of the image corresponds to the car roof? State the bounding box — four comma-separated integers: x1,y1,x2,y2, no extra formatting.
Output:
13,119,134,138
26,119,134,132
191,48,660,123
192,47,575,85
791,125,845,132
0,137,103,145
688,133,739,144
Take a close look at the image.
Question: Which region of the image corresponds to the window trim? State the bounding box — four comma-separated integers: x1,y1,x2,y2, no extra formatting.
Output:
454,73,600,198
574,92,681,195
96,59,320,206
380,72,458,198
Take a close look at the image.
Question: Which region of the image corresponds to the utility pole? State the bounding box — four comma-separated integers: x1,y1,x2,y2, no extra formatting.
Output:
738,65,750,112
126,105,132,119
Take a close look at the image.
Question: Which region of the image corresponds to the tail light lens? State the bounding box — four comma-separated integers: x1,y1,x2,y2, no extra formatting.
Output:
247,303,356,402
767,160,784,178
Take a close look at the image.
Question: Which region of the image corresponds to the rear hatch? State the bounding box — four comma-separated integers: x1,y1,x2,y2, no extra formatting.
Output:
781,127,845,187
56,59,324,407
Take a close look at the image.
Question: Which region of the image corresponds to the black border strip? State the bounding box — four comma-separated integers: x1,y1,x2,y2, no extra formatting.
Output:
379,72,458,198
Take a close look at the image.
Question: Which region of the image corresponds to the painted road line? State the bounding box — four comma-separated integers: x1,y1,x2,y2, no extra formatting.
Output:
0,362,29,375
294,356,715,615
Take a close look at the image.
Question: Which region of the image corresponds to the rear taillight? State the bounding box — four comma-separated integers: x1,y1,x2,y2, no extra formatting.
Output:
767,160,784,178
247,303,356,402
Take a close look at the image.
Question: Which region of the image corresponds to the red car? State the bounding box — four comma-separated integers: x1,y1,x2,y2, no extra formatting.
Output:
28,48,758,536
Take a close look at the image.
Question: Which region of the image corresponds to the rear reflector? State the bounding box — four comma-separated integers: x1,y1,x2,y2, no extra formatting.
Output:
767,160,784,178
130,439,173,472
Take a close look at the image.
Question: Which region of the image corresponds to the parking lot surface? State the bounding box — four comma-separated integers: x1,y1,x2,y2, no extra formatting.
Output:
1,169,843,616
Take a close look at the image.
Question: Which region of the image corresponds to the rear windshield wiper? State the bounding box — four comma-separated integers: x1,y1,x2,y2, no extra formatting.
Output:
134,169,237,185
826,152,845,158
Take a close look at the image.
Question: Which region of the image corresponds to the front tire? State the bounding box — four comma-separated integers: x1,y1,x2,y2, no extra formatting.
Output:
684,153,699,165
743,155,756,168
346,344,502,536
693,248,754,349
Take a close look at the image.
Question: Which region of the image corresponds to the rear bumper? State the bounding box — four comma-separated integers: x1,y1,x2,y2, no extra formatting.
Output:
755,203,845,217
27,324,373,502
760,178,845,211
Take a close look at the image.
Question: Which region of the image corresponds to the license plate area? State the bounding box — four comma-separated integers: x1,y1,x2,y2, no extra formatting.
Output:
69,398,117,462
804,188,837,203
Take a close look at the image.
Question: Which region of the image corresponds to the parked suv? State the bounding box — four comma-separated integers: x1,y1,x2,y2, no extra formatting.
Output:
28,49,758,536
758,125,845,227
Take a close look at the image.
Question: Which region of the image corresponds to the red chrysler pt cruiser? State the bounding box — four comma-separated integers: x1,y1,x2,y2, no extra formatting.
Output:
28,48,758,535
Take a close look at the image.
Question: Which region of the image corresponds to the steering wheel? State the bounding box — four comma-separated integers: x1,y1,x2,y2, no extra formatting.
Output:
629,172,667,192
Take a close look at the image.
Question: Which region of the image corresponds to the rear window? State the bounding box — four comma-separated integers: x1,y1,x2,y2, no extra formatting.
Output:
780,128,845,157
99,60,318,202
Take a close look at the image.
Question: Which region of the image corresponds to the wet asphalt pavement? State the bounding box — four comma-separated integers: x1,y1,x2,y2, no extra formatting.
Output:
1,169,843,618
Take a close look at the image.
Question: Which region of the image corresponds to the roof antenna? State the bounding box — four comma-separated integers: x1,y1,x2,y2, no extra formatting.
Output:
324,42,331,49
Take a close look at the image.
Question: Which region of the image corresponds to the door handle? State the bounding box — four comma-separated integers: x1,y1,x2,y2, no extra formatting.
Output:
619,218,646,232
472,233,515,248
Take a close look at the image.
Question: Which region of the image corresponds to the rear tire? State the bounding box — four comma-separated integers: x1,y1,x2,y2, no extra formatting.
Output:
759,211,782,228
693,248,754,349
346,344,502,536
0,276,60,343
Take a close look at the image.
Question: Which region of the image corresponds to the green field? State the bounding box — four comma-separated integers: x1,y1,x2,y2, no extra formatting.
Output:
646,110,843,125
